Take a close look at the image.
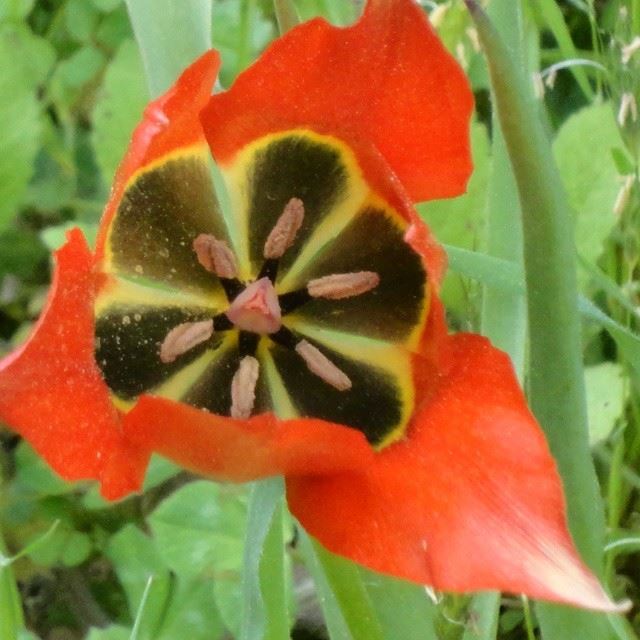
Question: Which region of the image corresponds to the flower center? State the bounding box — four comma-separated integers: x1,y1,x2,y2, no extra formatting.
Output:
158,197,380,419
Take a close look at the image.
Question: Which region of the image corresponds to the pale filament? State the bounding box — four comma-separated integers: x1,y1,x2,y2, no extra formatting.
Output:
160,319,214,363
307,271,380,300
231,355,260,419
193,234,238,279
263,197,305,259
295,340,352,391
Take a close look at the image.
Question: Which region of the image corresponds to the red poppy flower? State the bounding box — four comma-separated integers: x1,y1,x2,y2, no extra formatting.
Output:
0,0,622,610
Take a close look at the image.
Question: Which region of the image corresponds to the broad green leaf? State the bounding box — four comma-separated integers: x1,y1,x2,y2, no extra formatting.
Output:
299,532,384,640
92,39,147,183
554,103,623,274
26,522,91,567
0,0,35,20
0,25,54,230
462,592,500,640
585,363,628,445
13,442,72,496
159,578,225,640
240,477,290,640
65,0,100,42
107,525,172,639
0,228,48,281
149,481,247,578
96,6,133,49
125,0,212,97
360,569,439,640
49,45,107,110
92,0,123,12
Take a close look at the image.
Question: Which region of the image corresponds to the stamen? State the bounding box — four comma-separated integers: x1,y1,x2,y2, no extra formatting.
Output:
230,356,260,419
193,234,238,279
307,271,380,300
295,340,352,391
263,198,304,259
159,319,214,363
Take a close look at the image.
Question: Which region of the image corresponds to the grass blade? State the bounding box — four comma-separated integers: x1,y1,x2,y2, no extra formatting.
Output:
0,532,24,640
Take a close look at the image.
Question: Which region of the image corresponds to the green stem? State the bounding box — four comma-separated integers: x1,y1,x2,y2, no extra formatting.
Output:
466,1,616,638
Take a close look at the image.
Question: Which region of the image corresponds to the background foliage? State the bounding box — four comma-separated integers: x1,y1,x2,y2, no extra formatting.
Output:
0,0,639,638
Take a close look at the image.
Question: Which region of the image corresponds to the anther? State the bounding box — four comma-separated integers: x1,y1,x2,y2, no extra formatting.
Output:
230,355,260,419
263,198,304,259
193,234,238,279
159,319,214,363
295,340,352,391
307,271,380,300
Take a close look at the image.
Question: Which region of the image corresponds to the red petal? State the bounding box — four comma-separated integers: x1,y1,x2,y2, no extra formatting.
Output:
123,396,375,481
201,0,473,202
0,230,148,499
95,50,220,261
287,334,620,610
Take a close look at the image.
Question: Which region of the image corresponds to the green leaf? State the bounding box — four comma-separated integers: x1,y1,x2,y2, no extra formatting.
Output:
0,25,54,230
92,39,147,184
65,0,100,42
158,578,225,640
212,0,274,87
240,477,290,640
50,45,107,108
553,103,623,274
26,523,91,567
0,0,35,21
585,363,628,445
107,525,172,639
125,0,212,98
359,568,439,640
13,442,73,496
466,3,614,638
462,592,500,640
299,532,384,640
149,481,247,578
92,0,123,12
